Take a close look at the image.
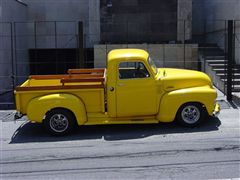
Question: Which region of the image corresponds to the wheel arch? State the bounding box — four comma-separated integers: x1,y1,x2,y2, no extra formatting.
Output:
45,107,77,123
175,101,207,119
26,93,87,125
177,101,206,113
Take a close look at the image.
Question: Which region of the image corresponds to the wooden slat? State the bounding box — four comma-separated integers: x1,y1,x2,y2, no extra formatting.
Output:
68,68,105,74
29,75,69,79
29,74,103,80
29,69,105,80
16,84,104,91
71,74,103,78
61,77,104,84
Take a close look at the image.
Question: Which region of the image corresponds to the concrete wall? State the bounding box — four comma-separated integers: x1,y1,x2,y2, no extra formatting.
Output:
25,0,89,21
0,0,28,106
193,0,240,64
100,0,192,43
89,0,101,47
235,21,240,65
100,0,178,43
177,0,192,42
192,0,205,43
24,0,100,48
94,44,198,70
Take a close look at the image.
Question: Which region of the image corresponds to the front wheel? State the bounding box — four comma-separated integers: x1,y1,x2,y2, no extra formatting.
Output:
44,109,76,135
176,103,207,127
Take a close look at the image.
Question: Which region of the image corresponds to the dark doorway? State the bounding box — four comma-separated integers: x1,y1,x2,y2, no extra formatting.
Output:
29,48,79,75
29,48,94,75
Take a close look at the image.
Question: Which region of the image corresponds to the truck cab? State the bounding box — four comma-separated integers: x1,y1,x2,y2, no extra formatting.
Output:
106,49,159,118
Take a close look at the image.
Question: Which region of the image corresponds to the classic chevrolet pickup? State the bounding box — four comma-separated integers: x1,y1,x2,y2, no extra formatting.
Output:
15,49,220,135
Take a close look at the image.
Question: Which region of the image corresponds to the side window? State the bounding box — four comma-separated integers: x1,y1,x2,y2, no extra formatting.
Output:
118,62,150,79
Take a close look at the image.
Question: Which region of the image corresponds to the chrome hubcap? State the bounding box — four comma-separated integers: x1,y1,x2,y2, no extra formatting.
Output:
49,114,69,132
181,105,200,124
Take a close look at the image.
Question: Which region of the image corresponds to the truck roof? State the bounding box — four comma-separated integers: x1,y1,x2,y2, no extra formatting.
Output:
108,49,149,63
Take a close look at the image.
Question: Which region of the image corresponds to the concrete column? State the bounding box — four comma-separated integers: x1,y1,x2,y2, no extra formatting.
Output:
88,0,100,47
177,0,192,42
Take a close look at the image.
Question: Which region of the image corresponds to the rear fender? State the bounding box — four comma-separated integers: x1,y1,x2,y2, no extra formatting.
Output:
27,93,87,125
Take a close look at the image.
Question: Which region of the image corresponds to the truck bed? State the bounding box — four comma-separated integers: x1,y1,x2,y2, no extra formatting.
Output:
16,68,105,91
15,69,106,115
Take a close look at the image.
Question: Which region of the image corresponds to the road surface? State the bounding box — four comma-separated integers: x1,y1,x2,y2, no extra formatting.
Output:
0,97,240,179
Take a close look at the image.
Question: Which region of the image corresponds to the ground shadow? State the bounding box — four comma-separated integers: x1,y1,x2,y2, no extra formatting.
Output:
10,117,221,144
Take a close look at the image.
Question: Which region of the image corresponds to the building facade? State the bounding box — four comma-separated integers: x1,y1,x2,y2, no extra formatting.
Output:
0,0,193,108
193,0,240,64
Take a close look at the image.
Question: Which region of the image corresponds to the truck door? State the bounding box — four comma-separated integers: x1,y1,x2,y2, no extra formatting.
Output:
116,61,157,117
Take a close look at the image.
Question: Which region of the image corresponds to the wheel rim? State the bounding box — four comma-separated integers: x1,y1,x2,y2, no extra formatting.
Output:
181,105,200,124
49,114,69,133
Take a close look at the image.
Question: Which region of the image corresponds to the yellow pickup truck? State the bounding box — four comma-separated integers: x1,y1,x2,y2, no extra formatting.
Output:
15,49,220,135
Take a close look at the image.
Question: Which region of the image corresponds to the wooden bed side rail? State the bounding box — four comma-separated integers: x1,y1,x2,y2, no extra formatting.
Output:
68,68,105,75
29,74,103,80
29,74,68,79
61,77,105,85
16,84,104,91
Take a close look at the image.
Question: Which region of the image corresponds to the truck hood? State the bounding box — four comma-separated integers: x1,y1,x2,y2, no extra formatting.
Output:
159,68,212,91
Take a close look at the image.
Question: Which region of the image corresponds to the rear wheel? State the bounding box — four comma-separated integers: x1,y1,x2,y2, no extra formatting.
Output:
176,103,207,127
44,109,76,135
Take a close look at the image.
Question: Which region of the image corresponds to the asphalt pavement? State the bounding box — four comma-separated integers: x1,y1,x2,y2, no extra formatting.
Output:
0,90,240,180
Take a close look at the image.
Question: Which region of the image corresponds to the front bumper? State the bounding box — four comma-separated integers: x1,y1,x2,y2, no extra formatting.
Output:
213,102,220,117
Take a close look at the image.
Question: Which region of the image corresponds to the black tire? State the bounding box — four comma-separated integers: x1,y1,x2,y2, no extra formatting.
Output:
44,108,76,135
176,103,207,127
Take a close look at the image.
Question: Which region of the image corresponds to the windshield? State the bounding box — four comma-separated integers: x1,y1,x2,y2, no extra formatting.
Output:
148,57,158,75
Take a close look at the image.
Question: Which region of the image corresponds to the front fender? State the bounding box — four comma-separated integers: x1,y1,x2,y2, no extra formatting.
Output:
156,86,217,122
27,93,87,125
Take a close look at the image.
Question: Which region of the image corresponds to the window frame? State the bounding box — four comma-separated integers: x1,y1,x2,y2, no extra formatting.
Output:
117,61,151,80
